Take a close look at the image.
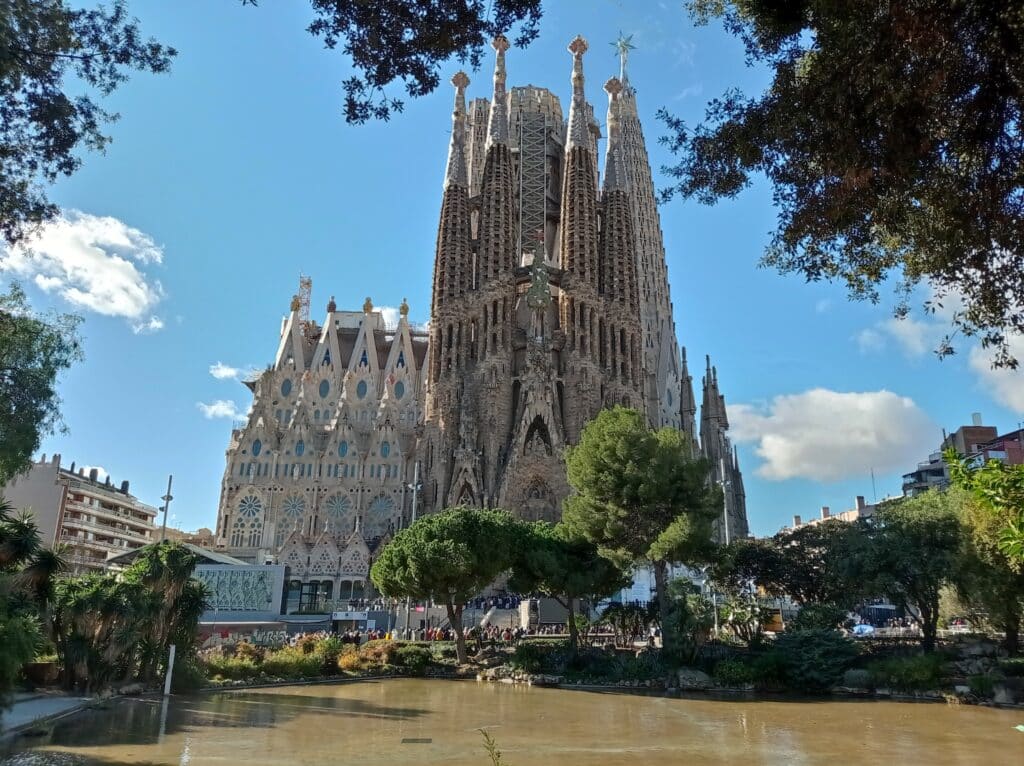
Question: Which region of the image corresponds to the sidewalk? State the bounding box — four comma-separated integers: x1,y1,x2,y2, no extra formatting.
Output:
1,693,91,737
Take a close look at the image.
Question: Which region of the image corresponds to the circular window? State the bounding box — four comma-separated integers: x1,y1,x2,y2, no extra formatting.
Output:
238,495,262,518
356,380,368,399
325,494,352,520
282,495,305,519
338,441,348,458
319,379,330,398
295,440,305,457
380,441,391,458
252,439,262,457
394,380,405,400
281,379,292,397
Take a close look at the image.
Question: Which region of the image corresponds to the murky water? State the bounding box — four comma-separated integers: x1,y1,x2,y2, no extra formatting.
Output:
3,680,1021,765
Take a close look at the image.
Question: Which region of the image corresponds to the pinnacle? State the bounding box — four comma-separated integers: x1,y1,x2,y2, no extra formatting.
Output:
492,35,510,53
604,77,623,97
568,35,588,57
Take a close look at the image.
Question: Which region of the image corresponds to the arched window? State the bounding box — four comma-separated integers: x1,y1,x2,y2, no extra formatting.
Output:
380,441,390,458
338,441,348,458
252,439,262,457
319,379,330,398
281,379,292,397
356,380,368,399
295,440,305,457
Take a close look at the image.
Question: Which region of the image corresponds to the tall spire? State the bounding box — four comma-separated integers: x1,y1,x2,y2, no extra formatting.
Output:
486,35,510,147
680,346,697,445
566,35,590,149
444,72,470,189
613,33,636,84
602,77,626,192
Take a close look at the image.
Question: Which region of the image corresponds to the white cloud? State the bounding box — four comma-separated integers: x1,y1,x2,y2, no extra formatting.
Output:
731,388,937,481
378,305,401,328
209,361,260,381
81,465,108,481
969,333,1024,414
0,210,165,330
814,298,832,314
197,400,244,420
210,362,240,380
880,317,935,357
855,327,886,353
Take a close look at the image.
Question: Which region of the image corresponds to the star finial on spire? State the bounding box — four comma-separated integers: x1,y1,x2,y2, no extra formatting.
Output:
612,32,636,81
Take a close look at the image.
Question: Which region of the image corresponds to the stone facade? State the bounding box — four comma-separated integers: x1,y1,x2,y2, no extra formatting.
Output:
212,34,749,597
213,299,427,605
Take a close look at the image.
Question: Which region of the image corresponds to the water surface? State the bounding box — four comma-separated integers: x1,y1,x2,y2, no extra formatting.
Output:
3,680,1020,765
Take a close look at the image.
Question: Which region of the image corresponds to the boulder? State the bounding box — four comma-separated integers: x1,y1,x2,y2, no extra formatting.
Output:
677,668,712,690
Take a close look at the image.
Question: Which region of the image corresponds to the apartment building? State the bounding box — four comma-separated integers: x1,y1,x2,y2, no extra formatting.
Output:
3,454,158,574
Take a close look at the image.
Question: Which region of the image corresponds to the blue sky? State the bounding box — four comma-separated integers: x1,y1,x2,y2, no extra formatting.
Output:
3,1,1022,536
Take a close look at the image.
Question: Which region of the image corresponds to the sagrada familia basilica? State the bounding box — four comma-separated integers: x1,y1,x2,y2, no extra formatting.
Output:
213,36,749,604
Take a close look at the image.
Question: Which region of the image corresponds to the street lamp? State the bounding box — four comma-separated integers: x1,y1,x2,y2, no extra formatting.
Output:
403,461,422,633
160,475,174,542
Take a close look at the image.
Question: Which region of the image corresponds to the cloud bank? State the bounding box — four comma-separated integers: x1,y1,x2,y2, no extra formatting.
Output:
0,210,165,332
730,388,937,481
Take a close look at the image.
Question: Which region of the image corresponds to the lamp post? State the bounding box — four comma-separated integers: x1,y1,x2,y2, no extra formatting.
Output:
719,456,731,545
403,461,421,634
160,475,174,542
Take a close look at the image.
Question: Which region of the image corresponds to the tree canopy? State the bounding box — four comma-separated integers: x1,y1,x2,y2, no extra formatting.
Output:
562,407,720,655
848,491,962,651
507,522,628,652
0,284,82,486
948,449,1024,565
243,0,543,124
0,0,175,247
370,507,519,662
662,1,1024,365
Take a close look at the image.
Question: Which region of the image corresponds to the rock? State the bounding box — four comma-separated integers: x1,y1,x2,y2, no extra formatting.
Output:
993,683,1021,705
961,641,998,658
677,668,712,690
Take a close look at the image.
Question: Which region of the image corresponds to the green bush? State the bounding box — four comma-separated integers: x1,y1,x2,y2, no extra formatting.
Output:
770,630,859,692
316,636,345,675
750,650,788,689
713,659,754,686
359,640,399,667
617,651,666,681
395,645,433,676
841,668,872,689
509,642,559,674
204,655,259,681
171,658,207,692
867,653,946,692
968,673,996,698
998,658,1024,677
261,647,323,678
787,604,847,632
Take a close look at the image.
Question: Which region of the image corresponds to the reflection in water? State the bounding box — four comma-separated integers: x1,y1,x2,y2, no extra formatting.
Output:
2,680,1020,766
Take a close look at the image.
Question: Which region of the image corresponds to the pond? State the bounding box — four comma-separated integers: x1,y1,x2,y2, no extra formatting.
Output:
3,680,1021,765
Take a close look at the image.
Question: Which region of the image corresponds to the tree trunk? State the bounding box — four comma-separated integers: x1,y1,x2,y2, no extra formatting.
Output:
446,602,467,664
1001,617,1020,655
564,598,579,655
920,601,937,652
653,560,672,655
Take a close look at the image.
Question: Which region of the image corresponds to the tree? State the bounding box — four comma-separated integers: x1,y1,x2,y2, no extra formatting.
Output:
949,486,1024,653
243,0,543,124
0,498,65,713
50,540,207,691
770,520,862,607
562,407,720,657
850,492,962,651
508,522,628,654
0,284,82,486
663,1,1024,364
370,507,518,663
947,449,1024,566
0,1,175,247
710,537,784,596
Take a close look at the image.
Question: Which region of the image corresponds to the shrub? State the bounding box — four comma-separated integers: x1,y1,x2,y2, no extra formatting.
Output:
509,642,556,674
234,642,263,663
968,673,996,698
787,604,847,632
750,650,787,690
261,647,322,678
295,634,320,655
617,651,666,681
841,668,872,689
359,640,399,667
867,653,946,692
395,645,433,676
171,658,207,692
317,636,345,675
771,630,859,692
204,655,259,681
713,659,754,686
998,658,1024,677
338,652,363,672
